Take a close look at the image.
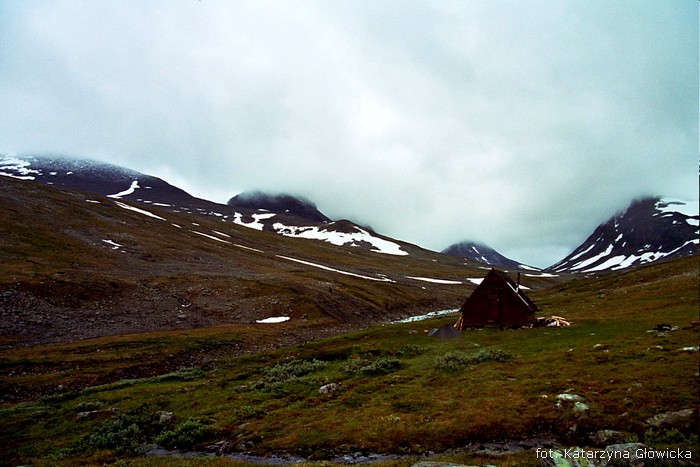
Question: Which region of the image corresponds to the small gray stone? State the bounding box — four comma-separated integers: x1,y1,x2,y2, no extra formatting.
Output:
319,383,341,395
645,408,695,431
76,407,120,419
557,393,585,402
572,402,589,413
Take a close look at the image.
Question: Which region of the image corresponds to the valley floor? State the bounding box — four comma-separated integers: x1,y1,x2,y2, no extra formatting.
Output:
1,256,699,466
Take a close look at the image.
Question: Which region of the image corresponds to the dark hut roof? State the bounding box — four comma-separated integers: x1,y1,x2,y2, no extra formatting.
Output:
487,269,539,312
456,268,540,328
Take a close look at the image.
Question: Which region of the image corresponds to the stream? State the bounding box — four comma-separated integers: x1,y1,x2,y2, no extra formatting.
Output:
145,437,562,464
392,308,459,324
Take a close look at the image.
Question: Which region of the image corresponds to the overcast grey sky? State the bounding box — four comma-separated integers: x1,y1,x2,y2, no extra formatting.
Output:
1,0,697,267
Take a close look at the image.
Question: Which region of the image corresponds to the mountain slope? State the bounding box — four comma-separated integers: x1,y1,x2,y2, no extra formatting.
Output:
549,197,699,273
2,172,563,348
441,241,538,270
0,154,202,207
0,154,407,255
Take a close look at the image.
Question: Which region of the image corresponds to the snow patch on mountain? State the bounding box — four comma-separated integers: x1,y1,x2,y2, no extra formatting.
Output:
102,239,123,250
108,180,140,198
191,230,232,244
273,223,408,256
406,276,463,285
233,212,277,231
550,197,699,273
0,155,41,180
256,316,290,324
277,255,396,281
114,201,166,221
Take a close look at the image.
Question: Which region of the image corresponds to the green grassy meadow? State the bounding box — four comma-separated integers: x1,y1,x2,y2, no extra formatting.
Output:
1,256,698,466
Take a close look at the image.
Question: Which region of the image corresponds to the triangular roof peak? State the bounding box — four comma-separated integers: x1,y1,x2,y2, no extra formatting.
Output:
456,268,539,328
482,268,539,312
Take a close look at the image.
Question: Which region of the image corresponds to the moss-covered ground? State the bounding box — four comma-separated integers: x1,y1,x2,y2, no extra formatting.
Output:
1,256,698,466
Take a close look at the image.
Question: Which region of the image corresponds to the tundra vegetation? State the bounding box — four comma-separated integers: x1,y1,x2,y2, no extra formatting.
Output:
0,255,698,466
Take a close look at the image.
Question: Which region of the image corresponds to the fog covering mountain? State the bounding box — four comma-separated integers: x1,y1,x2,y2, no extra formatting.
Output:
441,242,537,271
441,197,699,273
549,197,699,273
228,190,331,223
0,154,231,212
2,154,697,273
0,154,416,257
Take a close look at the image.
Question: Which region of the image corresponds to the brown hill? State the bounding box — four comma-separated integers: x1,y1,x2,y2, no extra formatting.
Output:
0,176,558,348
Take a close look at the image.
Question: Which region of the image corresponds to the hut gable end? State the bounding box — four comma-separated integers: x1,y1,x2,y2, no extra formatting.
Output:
456,269,539,329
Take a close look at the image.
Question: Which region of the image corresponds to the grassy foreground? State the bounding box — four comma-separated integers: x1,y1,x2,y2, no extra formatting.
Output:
1,256,698,466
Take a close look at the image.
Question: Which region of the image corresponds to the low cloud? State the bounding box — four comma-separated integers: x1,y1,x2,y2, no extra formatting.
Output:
0,0,697,267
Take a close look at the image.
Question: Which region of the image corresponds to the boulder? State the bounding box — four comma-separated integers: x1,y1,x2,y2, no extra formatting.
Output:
645,408,696,431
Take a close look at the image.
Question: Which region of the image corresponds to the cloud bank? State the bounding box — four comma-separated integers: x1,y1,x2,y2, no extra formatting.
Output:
0,0,697,267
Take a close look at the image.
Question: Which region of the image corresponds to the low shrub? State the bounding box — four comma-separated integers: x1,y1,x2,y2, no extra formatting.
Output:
645,427,698,448
55,412,163,458
434,351,472,372
341,356,372,374
435,348,513,372
466,348,513,363
155,418,215,450
262,358,327,384
398,344,424,357
251,358,328,393
74,400,104,412
153,367,207,382
342,356,402,376
88,419,143,455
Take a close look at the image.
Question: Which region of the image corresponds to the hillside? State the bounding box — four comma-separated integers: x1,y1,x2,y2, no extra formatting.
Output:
0,175,558,349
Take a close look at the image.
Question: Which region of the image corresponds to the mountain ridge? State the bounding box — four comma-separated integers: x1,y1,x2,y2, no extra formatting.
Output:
228,190,331,223
2,153,697,273
0,154,389,253
441,241,539,271
548,196,699,273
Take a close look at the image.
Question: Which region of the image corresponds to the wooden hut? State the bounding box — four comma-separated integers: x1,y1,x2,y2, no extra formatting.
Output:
455,269,539,329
